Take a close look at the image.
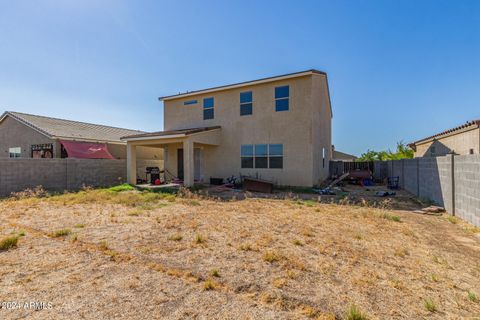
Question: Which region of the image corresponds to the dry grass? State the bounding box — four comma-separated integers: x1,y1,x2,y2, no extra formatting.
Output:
0,187,479,319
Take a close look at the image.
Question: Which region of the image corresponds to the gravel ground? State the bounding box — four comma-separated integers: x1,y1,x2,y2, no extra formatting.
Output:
0,188,479,319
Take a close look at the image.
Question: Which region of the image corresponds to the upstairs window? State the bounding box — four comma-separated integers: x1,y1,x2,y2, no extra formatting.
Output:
240,91,253,116
9,147,21,158
184,100,197,105
275,85,289,112
203,97,214,120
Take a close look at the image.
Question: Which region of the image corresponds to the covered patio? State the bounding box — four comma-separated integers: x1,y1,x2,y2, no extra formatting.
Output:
121,126,221,187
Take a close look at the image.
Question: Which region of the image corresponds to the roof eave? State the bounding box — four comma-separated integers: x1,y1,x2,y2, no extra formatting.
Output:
121,133,187,142
121,127,222,141
158,69,326,101
411,121,480,146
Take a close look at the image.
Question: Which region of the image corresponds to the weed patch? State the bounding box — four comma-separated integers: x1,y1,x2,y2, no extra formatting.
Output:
210,269,220,277
344,305,368,320
468,291,478,303
195,234,206,244
382,213,401,222
168,234,183,241
51,229,71,238
263,251,281,263
424,298,437,312
203,279,216,291
0,236,19,251
447,216,458,224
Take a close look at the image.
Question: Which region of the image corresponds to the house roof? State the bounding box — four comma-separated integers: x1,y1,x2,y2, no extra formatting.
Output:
410,120,480,146
0,111,145,144
158,69,327,101
332,150,357,161
121,126,221,141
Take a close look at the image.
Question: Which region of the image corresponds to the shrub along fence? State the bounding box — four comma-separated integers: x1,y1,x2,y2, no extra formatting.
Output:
0,158,162,197
374,154,480,227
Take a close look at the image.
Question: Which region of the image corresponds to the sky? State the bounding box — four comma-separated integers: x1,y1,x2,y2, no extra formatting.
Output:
0,0,479,156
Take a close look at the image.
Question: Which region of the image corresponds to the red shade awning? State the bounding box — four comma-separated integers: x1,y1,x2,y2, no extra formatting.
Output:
60,140,115,159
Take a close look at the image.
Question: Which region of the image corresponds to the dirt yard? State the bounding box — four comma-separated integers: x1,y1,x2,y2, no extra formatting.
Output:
0,186,479,319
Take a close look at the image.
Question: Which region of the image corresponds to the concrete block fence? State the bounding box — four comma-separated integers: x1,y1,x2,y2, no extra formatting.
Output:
0,158,163,197
375,154,480,227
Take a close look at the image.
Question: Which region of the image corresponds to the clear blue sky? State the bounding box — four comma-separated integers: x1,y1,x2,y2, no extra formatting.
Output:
1,1,479,156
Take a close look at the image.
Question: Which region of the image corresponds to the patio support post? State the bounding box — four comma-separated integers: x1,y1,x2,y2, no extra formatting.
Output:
183,138,194,187
127,143,137,185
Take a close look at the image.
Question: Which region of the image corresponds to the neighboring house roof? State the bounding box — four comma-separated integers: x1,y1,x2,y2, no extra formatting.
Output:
409,120,480,147
0,111,144,144
332,150,357,161
121,126,221,141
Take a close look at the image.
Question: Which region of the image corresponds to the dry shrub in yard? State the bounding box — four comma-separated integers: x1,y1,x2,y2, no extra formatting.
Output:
0,235,19,251
168,234,183,241
382,212,401,222
51,229,71,238
195,234,206,244
263,251,282,263
203,279,217,291
10,185,49,199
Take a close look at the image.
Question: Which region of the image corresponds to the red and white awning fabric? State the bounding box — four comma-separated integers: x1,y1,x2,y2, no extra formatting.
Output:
60,140,115,159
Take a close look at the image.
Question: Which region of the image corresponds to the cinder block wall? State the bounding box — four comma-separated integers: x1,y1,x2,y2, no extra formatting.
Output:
0,159,127,196
403,159,419,195
454,155,480,227
380,154,479,226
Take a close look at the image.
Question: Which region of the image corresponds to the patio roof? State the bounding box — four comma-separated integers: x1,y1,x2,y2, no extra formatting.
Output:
121,126,221,141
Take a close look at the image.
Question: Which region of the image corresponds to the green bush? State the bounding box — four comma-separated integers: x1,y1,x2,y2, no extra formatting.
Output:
108,184,135,192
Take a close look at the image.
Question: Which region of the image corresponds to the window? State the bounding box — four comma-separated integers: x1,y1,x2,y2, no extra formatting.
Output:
275,85,289,112
255,144,268,168
269,144,283,169
241,144,283,169
322,147,326,168
240,91,253,116
9,147,21,158
184,100,197,105
241,144,254,168
203,97,214,120
470,149,474,155
31,144,53,158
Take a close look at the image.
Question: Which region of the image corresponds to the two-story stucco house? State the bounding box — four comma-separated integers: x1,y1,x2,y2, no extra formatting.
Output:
122,70,333,187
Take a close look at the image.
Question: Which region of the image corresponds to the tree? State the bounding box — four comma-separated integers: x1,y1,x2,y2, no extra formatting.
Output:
357,141,413,161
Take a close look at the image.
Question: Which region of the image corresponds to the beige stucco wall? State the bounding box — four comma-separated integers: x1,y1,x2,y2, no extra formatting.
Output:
414,127,480,157
0,116,57,158
162,74,332,186
107,144,163,160
311,74,332,184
